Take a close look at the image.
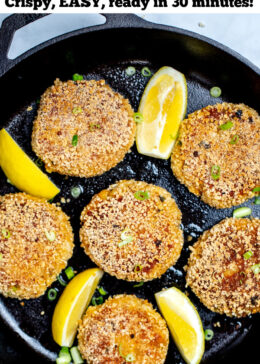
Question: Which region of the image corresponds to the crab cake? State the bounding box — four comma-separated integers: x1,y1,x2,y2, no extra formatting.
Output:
171,103,260,209
0,193,74,299
80,180,183,282
78,294,169,364
186,218,260,317
32,79,135,178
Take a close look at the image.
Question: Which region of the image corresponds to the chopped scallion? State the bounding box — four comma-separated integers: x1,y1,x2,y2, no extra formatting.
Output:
125,353,135,362
141,67,152,77
204,328,214,341
219,121,233,130
119,229,133,247
48,288,57,301
57,275,67,287
1,229,11,239
35,158,43,168
72,134,78,146
0,253,2,260
65,266,75,280
98,286,108,296
125,66,136,76
253,187,260,193
70,346,84,364
210,86,221,98
134,264,143,273
230,134,239,145
243,251,253,260
72,73,83,81
59,347,70,357
56,356,70,364
133,281,144,288
255,196,260,205
92,296,104,306
134,191,150,201
211,165,220,180
71,185,83,199
45,231,56,242
251,264,260,275
134,112,143,123
233,207,252,218
72,106,82,115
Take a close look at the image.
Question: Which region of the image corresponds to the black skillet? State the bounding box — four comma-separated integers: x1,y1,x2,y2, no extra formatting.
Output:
0,13,259,364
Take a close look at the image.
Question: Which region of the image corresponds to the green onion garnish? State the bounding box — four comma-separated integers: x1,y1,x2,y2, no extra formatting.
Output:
71,185,83,199
141,67,152,77
210,87,222,98
72,134,78,146
211,165,220,180
125,66,136,76
57,347,71,364
59,347,70,357
133,281,144,288
72,106,82,115
134,265,143,273
204,328,214,341
0,253,2,260
255,196,260,205
134,112,143,123
134,191,150,200
65,266,75,280
243,251,253,260
1,229,11,239
45,231,56,242
253,187,260,193
72,73,83,81
251,264,260,275
47,288,57,301
233,207,252,218
70,346,84,364
125,353,135,362
98,286,108,296
92,296,104,306
35,158,43,168
230,134,239,144
219,121,233,130
57,275,67,287
119,229,133,247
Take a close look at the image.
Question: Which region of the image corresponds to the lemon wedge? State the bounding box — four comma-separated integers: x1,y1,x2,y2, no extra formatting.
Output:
0,129,59,200
52,268,104,347
155,287,204,364
136,66,187,159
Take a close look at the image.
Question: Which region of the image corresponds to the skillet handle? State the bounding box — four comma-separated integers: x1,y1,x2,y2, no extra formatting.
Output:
101,13,153,28
0,14,47,75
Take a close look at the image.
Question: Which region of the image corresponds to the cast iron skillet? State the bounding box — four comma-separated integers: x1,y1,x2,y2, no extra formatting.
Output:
0,13,259,364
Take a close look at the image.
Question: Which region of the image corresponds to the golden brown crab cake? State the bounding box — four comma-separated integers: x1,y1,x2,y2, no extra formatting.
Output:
171,103,260,209
0,193,74,299
78,294,169,364
186,218,260,317
32,78,135,178
80,180,183,282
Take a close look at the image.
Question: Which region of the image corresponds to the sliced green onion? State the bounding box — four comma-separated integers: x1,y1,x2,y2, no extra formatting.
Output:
56,356,70,364
70,346,84,364
119,229,133,247
251,264,260,275
243,251,253,260
134,264,143,273
57,275,67,287
210,86,221,98
255,196,260,205
0,253,3,260
35,158,43,168
253,187,260,193
134,191,150,201
48,288,57,301
133,281,144,288
211,165,220,180
141,67,152,77
230,134,239,145
71,185,83,199
92,296,104,306
73,73,83,81
1,229,11,239
65,266,75,280
219,121,233,130
72,106,82,115
45,231,56,242
204,328,214,341
134,112,143,123
98,286,108,296
125,353,135,362
233,207,252,218
125,66,136,76
59,347,70,357
72,134,78,146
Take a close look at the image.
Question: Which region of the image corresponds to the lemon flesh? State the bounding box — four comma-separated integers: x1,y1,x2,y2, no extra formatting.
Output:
155,287,205,364
137,66,187,159
0,129,60,200
52,268,104,347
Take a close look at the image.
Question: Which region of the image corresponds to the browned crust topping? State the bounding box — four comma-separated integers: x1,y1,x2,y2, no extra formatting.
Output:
80,180,183,282
171,103,260,208
186,218,260,317
32,79,136,177
0,193,74,299
78,294,169,364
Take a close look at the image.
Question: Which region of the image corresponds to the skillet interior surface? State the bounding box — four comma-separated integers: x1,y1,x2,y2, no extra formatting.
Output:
0,25,259,363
